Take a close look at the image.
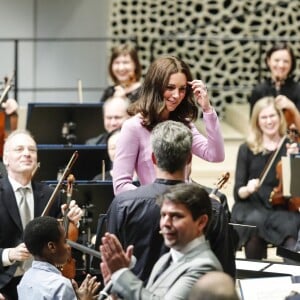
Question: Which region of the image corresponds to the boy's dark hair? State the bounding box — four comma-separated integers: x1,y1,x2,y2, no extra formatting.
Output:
24,216,62,256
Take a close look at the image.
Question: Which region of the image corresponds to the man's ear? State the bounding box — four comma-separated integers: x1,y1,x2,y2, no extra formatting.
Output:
48,241,56,253
3,154,8,167
197,214,209,235
187,152,192,165
151,152,157,165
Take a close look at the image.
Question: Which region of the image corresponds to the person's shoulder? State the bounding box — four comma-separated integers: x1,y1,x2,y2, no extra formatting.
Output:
100,85,115,102
181,243,221,271
0,176,14,193
125,114,143,124
250,80,273,99
113,182,160,203
285,77,300,88
252,79,271,90
0,176,7,187
239,142,248,150
122,114,144,131
192,242,221,264
32,181,53,193
85,133,107,145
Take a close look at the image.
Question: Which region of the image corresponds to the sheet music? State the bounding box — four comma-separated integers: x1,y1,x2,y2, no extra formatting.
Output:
235,259,270,271
282,156,291,197
239,276,296,300
264,263,300,276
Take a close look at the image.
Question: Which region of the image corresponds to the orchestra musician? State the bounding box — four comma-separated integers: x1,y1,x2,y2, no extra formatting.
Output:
0,130,83,300
100,44,142,103
231,96,300,260
249,42,300,131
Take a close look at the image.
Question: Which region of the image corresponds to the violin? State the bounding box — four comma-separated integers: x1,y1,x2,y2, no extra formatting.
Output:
59,174,79,279
209,172,231,217
41,151,79,278
270,127,300,211
209,172,230,200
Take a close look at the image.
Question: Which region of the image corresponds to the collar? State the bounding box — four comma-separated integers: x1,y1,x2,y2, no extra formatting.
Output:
8,176,32,193
154,178,184,185
170,236,206,263
32,260,61,274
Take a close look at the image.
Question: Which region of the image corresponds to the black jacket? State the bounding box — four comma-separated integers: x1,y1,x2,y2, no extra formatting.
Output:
105,179,236,281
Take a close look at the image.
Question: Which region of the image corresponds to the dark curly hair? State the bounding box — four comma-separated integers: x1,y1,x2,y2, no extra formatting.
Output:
24,216,62,256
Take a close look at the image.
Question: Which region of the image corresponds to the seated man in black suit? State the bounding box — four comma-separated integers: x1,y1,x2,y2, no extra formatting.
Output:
0,130,83,300
103,120,236,281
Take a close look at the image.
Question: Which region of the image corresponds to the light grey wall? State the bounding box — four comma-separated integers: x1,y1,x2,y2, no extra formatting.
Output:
0,0,111,108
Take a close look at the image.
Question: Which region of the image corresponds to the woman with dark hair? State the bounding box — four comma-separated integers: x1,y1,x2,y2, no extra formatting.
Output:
249,42,300,130
113,55,225,194
100,44,142,103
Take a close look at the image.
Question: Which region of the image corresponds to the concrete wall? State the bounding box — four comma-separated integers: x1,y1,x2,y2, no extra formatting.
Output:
0,0,111,109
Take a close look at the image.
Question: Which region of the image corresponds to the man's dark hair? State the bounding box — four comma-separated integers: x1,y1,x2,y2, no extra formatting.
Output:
24,216,62,256
157,183,212,225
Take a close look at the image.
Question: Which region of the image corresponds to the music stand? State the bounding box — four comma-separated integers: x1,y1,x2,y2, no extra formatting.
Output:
36,145,109,181
277,247,300,264
26,102,104,144
46,180,114,277
46,180,115,235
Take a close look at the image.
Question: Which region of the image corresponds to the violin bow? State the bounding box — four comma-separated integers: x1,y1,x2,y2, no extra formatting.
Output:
41,151,78,217
258,135,286,187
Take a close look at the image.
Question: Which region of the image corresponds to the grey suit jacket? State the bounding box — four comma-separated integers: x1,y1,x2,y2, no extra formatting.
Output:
112,239,222,300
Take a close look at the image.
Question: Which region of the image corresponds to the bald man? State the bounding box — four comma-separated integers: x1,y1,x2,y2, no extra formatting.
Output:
85,96,129,145
189,271,240,300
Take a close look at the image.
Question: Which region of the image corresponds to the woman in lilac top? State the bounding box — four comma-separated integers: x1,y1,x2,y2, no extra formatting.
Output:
113,55,225,194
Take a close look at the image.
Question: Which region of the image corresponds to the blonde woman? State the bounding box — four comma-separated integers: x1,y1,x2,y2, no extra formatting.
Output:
231,96,300,260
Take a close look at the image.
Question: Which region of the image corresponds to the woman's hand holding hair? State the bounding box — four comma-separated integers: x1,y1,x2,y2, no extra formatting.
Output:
188,80,213,113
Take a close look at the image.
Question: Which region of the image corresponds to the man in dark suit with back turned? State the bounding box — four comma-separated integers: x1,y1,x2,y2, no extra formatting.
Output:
105,120,236,281
0,130,83,300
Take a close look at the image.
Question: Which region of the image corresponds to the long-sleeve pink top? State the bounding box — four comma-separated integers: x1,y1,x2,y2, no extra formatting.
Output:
113,111,225,194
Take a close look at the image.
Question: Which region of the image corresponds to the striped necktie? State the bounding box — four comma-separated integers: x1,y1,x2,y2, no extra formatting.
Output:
18,187,31,229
